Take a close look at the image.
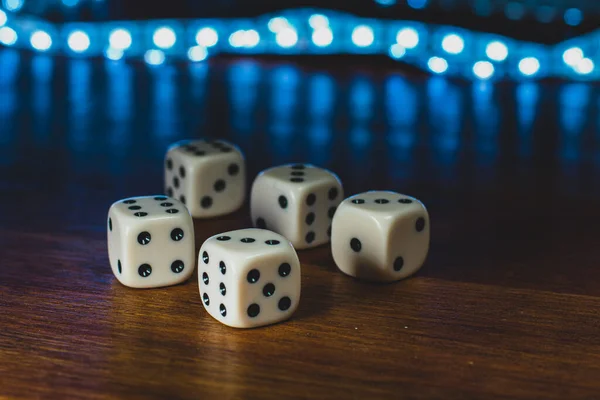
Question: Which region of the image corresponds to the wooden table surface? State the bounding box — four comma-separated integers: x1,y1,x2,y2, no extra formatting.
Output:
1,50,600,399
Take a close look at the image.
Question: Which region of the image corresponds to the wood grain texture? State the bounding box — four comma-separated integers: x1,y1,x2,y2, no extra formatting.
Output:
1,51,600,399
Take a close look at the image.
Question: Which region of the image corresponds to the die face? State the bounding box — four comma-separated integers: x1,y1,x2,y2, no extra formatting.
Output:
198,228,301,328
331,191,429,282
189,156,245,218
107,213,123,280
250,175,302,248
331,206,387,282
386,210,430,280
293,179,343,249
198,240,239,327
107,196,196,288
250,164,343,249
342,191,425,217
164,140,246,218
238,252,300,328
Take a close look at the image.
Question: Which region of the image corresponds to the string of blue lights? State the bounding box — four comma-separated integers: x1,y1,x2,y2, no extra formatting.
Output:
0,5,597,80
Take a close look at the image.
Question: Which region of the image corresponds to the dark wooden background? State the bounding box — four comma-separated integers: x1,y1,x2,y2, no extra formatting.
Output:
1,48,600,399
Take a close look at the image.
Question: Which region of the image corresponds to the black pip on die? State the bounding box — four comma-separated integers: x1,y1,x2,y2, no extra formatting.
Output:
250,164,343,250
107,196,195,288
198,229,301,328
331,191,430,282
164,139,246,218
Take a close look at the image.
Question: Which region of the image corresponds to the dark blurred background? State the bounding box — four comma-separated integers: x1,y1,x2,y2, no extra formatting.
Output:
0,0,598,236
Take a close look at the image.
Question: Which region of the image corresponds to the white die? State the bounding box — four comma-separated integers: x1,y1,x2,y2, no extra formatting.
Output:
198,228,301,328
250,163,343,250
164,139,246,218
107,196,195,288
331,191,430,282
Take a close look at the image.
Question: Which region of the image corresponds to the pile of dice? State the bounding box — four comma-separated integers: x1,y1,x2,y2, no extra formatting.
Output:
107,139,430,328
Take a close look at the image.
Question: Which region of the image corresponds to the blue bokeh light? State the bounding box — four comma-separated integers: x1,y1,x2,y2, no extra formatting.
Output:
3,0,23,12
441,34,464,55
559,83,589,141
0,9,6,26
67,30,90,53
558,83,589,164
67,59,92,150
486,41,508,62
473,61,494,79
30,30,52,52
516,82,539,143
31,56,53,143
276,27,298,48
0,26,17,46
105,47,123,61
32,55,53,83
153,27,176,50
229,30,244,48
471,81,498,167
407,0,428,9
0,50,19,145
109,28,132,51
574,58,594,75
312,27,333,47
428,56,448,74
229,29,260,48
245,30,260,48
195,27,218,47
374,0,396,6
427,78,462,169
562,47,583,67
352,25,374,48
518,57,540,76
0,48,19,85
309,73,334,119
386,74,417,130
227,60,260,139
106,56,133,126
270,65,299,140
307,74,335,164
144,49,165,65
350,78,374,122
268,17,289,33
187,45,207,62
151,62,179,139
396,28,419,49
308,14,329,29
389,44,406,59
564,8,583,26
